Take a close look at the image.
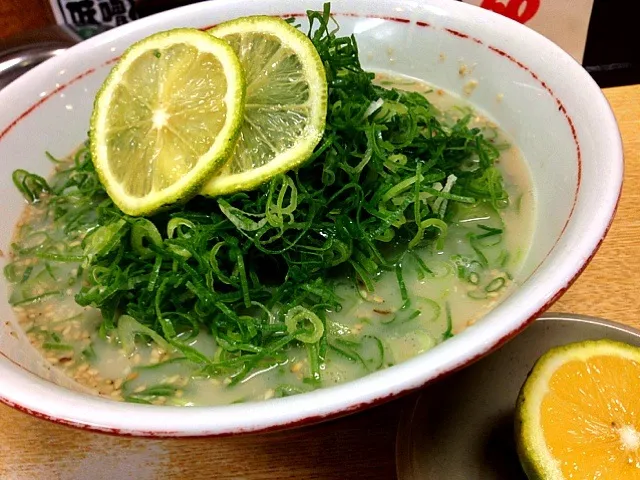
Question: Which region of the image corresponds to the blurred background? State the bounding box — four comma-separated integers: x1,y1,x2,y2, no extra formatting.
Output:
0,0,638,89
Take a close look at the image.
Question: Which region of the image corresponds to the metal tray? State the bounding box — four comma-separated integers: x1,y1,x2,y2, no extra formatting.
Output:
0,25,80,90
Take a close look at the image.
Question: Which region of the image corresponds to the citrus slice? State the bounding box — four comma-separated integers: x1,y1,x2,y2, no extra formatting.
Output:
515,339,640,480
90,28,245,216
200,16,327,197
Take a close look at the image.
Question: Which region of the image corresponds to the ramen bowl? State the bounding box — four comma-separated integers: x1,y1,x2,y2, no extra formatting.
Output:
0,0,622,436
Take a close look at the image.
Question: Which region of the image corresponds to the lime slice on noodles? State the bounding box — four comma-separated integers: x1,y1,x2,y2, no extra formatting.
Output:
201,16,327,197
90,28,245,216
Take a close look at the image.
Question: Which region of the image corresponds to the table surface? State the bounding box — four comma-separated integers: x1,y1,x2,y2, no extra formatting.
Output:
0,0,53,40
0,85,638,480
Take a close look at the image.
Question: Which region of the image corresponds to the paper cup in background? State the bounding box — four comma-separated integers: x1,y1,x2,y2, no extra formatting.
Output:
462,0,595,62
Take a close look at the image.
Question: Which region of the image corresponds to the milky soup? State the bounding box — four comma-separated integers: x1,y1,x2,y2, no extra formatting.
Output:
6,76,534,406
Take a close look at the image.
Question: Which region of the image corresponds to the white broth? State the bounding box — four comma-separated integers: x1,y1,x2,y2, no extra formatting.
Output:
6,77,534,406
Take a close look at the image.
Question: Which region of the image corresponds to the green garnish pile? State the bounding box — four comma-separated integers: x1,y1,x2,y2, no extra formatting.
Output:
8,6,507,388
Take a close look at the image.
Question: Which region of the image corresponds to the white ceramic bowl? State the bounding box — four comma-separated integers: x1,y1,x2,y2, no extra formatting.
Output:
0,0,622,436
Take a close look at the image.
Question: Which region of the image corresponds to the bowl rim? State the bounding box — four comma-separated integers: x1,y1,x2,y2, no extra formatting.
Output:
0,0,623,437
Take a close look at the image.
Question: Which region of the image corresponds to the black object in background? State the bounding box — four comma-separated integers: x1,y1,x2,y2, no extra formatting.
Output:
582,0,639,88
136,0,201,17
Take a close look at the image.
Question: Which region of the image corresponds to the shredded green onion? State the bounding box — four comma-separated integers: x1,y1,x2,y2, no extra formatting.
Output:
485,276,506,293
285,306,325,344
5,4,510,391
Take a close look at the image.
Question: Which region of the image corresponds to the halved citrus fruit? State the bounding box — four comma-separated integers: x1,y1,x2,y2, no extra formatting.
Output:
516,339,640,479
200,16,327,197
90,28,245,216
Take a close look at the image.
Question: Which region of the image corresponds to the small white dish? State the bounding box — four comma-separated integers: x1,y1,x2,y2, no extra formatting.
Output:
395,313,640,480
